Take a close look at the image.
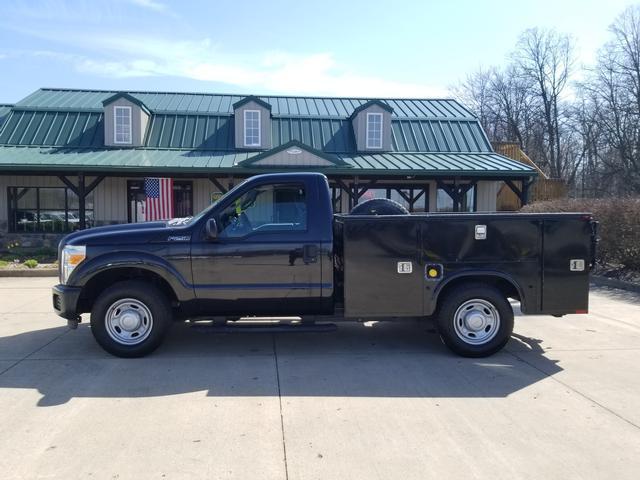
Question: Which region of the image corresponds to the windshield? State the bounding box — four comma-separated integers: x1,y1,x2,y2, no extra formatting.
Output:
175,179,249,226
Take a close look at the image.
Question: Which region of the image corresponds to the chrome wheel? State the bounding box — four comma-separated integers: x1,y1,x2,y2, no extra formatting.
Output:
104,298,153,346
453,298,500,345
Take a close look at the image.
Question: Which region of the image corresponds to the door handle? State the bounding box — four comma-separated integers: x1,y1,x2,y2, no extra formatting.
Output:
303,244,319,264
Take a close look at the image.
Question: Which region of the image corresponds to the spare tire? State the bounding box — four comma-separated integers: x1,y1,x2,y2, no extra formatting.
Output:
350,198,409,215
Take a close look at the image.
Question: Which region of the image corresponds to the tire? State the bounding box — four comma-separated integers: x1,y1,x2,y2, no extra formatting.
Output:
90,280,172,358
350,198,409,215
436,283,513,357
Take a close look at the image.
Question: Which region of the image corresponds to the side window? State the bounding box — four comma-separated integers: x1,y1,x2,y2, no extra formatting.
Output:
218,183,307,238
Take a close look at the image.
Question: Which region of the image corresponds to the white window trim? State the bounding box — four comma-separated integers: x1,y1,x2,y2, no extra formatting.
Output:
113,106,132,145
366,112,384,149
244,109,261,147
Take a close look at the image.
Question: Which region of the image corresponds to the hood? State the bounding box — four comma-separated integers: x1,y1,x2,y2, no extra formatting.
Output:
60,221,183,247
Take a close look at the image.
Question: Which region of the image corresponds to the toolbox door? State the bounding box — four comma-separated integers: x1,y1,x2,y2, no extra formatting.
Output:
542,218,591,313
342,217,423,317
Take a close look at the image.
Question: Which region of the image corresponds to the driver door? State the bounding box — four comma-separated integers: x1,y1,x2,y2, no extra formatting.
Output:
191,179,323,316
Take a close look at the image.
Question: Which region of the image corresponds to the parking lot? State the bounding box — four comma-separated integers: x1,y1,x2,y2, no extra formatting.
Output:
0,277,639,480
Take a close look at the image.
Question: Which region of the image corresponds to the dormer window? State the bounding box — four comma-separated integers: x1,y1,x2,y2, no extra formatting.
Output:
366,112,383,149
350,100,393,152
244,110,261,147
233,96,271,150
114,106,132,144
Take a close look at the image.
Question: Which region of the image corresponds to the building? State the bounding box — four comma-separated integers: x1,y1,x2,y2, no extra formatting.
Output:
0,88,536,247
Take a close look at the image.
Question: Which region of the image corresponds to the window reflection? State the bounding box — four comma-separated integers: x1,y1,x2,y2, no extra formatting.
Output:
8,187,94,233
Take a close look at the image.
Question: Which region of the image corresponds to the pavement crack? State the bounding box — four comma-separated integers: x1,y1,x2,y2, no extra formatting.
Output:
272,334,290,480
507,349,640,431
0,327,71,377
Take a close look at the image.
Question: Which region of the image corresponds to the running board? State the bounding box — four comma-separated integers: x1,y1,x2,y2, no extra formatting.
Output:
190,322,337,334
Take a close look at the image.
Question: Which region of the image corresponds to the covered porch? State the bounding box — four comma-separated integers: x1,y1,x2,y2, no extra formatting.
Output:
0,143,536,245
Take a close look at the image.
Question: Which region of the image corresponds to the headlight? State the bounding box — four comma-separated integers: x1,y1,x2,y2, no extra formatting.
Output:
61,245,86,284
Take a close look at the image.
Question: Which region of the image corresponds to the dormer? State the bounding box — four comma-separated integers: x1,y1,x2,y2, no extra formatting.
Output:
233,96,272,150
350,100,393,152
102,93,151,147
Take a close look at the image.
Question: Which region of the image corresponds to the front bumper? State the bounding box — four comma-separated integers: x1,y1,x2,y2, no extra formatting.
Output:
52,284,82,320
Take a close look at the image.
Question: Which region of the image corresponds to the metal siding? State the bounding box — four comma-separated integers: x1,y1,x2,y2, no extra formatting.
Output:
93,176,127,223
476,181,500,212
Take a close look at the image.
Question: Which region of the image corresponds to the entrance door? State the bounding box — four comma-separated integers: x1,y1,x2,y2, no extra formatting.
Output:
191,178,323,316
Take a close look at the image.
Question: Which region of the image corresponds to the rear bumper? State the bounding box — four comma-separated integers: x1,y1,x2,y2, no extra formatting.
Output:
52,284,82,320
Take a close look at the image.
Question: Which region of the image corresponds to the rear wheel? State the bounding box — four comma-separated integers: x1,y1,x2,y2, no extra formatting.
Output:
436,283,513,357
90,281,172,358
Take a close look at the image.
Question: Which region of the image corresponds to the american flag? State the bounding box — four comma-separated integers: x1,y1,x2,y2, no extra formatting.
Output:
144,178,174,221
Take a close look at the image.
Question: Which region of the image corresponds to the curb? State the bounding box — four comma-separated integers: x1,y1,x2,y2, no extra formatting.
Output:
591,275,640,294
0,269,58,278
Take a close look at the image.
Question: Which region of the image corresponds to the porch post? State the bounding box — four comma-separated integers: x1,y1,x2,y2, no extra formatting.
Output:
78,173,86,230
521,178,533,206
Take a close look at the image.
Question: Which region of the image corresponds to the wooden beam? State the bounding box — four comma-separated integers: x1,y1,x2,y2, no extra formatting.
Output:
85,176,105,195
15,188,30,202
357,179,378,198
208,176,228,194
58,175,79,195
504,179,522,199
334,179,357,202
437,180,476,212
412,189,426,204
393,188,412,204
521,178,535,205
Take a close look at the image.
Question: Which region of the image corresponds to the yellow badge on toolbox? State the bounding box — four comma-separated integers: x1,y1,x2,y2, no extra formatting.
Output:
425,264,443,280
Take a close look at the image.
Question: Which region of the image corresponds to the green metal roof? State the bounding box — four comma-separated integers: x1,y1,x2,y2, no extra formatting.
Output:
0,146,535,177
0,104,13,126
0,110,104,147
15,88,476,119
0,109,491,154
0,89,536,178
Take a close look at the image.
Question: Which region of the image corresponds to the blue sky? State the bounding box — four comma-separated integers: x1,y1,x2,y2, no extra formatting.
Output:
0,0,637,103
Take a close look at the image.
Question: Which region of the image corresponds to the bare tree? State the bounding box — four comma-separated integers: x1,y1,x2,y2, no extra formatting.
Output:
589,5,640,194
514,28,574,179
452,68,495,136
454,7,640,196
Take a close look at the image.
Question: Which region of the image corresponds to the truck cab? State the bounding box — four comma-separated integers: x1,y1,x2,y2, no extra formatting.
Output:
188,173,334,316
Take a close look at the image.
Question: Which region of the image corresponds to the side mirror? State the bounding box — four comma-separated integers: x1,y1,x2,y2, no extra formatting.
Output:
205,218,218,240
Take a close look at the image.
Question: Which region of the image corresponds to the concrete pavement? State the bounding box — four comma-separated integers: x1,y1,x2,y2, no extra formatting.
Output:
0,277,639,479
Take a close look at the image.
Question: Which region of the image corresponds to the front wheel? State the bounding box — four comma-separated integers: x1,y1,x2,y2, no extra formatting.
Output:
436,283,513,357
90,281,172,358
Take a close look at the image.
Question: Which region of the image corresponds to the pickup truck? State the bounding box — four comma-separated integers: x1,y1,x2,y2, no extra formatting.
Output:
53,172,597,358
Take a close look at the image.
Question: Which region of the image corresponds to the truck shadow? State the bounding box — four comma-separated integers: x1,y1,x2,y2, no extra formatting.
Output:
0,320,561,407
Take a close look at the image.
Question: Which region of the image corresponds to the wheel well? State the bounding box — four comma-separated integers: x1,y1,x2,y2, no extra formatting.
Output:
77,268,179,313
436,275,521,305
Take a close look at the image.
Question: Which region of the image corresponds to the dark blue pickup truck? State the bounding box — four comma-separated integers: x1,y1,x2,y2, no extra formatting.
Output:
53,172,597,358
